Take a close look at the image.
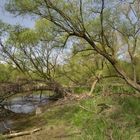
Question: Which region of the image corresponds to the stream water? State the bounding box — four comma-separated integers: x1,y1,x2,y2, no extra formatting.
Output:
0,94,49,134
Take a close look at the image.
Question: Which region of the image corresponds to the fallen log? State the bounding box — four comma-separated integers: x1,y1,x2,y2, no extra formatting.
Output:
4,128,42,139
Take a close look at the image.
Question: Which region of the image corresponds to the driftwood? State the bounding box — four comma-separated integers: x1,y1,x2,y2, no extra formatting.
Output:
4,128,42,139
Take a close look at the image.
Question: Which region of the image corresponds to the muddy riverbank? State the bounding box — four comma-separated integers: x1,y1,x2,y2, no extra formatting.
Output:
0,94,51,134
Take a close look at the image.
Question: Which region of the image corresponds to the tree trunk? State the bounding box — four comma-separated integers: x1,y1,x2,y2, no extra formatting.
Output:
48,79,67,100
113,63,140,92
84,35,140,92
89,71,102,95
89,79,99,95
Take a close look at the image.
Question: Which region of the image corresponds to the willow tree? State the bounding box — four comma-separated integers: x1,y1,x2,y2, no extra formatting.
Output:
3,0,140,92
0,19,69,98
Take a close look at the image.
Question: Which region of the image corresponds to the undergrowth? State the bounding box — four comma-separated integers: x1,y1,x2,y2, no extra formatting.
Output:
39,93,140,140
5,92,140,140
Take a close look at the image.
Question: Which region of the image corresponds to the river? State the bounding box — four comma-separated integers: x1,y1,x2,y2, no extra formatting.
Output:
0,94,49,134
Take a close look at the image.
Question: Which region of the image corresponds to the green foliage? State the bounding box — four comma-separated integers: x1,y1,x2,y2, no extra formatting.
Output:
3,0,140,92
1,1,140,139
0,64,11,82
6,0,39,15
71,96,140,140
0,63,29,82
100,84,136,94
7,26,39,46
60,48,107,86
0,20,10,36
35,19,54,40
18,29,38,45
73,87,90,94
39,95,140,140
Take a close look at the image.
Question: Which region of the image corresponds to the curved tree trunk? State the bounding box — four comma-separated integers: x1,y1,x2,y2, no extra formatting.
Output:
48,79,67,100
84,35,140,93
0,80,67,112
113,63,140,92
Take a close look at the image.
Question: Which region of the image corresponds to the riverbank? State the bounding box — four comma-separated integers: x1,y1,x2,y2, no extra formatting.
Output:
0,93,140,140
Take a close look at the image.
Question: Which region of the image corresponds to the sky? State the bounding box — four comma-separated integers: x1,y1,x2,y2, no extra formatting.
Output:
0,0,35,28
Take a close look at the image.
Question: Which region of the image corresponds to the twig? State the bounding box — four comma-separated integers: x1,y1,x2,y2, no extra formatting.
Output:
79,104,96,113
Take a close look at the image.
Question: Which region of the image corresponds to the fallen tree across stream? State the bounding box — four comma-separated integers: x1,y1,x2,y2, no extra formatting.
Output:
0,79,67,103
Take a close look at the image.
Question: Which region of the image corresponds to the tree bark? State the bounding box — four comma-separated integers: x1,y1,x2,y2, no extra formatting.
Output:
48,79,67,100
89,79,99,95
113,63,140,92
83,35,140,92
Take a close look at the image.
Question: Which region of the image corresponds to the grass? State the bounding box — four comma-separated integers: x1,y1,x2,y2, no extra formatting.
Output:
0,134,5,140
72,81,137,95
2,90,140,140
74,95,140,140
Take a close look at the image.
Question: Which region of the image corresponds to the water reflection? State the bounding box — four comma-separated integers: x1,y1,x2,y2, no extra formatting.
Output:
5,94,48,114
0,94,49,133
